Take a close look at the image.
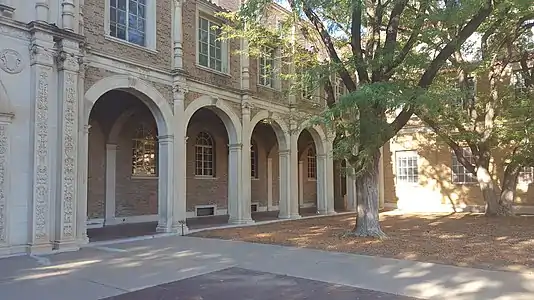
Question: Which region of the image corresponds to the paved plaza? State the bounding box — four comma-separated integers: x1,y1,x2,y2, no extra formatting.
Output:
0,236,533,300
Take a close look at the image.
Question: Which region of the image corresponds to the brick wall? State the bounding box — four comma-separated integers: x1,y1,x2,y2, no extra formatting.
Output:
83,0,173,70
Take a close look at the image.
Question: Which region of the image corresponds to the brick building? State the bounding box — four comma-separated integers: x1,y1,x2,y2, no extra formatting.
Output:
0,0,364,257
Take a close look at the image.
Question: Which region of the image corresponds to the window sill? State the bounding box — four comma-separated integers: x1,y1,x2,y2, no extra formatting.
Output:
257,84,281,92
104,35,158,54
194,176,219,180
307,178,317,182
131,176,159,180
251,177,260,181
196,64,231,77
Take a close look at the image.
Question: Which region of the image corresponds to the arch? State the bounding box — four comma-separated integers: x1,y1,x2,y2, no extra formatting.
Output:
84,75,173,136
296,122,327,155
249,110,289,150
184,96,241,144
107,107,137,144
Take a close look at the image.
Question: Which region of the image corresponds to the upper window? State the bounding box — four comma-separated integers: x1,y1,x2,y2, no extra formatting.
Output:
259,46,275,88
109,0,146,46
519,166,534,184
452,148,477,184
395,151,418,184
334,75,347,101
198,17,227,73
251,141,258,178
132,123,157,176
307,147,317,179
195,132,215,176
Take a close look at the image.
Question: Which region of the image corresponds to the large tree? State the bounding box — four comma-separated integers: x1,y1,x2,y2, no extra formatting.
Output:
222,0,495,237
419,2,534,216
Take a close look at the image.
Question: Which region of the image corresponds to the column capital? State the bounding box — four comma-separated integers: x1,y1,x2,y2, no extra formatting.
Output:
158,135,174,143
317,154,327,159
106,143,118,150
228,143,243,151
278,149,290,156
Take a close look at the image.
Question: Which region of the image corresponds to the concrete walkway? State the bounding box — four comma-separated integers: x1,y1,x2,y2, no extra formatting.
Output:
0,236,533,300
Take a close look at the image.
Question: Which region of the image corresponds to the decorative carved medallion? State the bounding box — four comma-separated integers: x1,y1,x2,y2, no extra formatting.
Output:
0,49,24,74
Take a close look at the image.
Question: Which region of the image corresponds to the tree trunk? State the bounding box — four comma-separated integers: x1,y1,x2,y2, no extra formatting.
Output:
477,164,513,216
352,149,386,238
499,163,519,215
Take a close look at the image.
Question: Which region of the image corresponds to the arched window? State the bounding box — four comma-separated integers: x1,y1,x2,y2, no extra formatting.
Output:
307,147,316,179
132,123,157,176
251,140,258,178
195,132,214,176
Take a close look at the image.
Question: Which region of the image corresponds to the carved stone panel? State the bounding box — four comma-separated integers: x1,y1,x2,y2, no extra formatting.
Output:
0,124,8,244
33,68,51,242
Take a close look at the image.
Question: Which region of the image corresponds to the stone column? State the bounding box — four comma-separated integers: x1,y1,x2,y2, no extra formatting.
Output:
54,39,81,251
267,157,273,210
156,135,174,233
285,129,300,218
228,143,252,224
0,113,13,254
316,154,327,214
172,0,184,69
172,83,189,234
76,124,89,244
35,0,49,22
298,161,304,206
29,30,55,254
277,149,291,218
325,140,336,214
345,162,357,212
379,146,385,209
104,144,117,224
239,102,253,223
61,0,76,31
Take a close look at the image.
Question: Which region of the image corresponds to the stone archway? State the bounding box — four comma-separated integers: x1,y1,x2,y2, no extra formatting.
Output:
184,96,243,224
81,75,176,242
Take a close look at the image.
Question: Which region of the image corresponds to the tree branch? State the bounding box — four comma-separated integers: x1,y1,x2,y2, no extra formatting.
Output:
351,0,369,84
288,0,358,92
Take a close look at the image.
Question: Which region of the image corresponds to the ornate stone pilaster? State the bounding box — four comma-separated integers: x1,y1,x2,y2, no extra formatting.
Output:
172,80,189,234
156,135,174,233
29,31,55,254
76,124,89,245
61,0,76,31
0,113,13,252
53,39,80,251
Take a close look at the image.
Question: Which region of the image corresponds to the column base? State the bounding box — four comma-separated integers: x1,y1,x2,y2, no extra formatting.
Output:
53,239,80,253
156,223,172,233
327,210,337,215
77,235,89,245
278,213,301,220
228,218,255,225
171,222,190,236
28,242,53,255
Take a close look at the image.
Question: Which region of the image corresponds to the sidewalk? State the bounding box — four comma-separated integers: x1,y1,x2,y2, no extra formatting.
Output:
0,236,533,299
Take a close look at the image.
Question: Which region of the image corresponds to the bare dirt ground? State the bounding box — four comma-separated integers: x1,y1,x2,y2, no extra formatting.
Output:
190,212,534,273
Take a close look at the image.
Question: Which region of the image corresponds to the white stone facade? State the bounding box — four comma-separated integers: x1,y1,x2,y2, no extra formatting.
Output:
0,0,375,257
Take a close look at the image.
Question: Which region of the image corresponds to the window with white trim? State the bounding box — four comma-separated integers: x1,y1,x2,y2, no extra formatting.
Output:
452,148,477,184
195,132,214,176
259,46,276,88
251,141,258,178
109,0,147,46
198,17,227,72
132,123,157,176
395,150,418,184
307,147,317,179
519,166,534,184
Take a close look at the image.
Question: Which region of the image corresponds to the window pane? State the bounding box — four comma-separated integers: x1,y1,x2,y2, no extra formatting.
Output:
117,10,127,26
110,24,117,37
117,26,126,39
110,7,116,22
118,0,126,10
